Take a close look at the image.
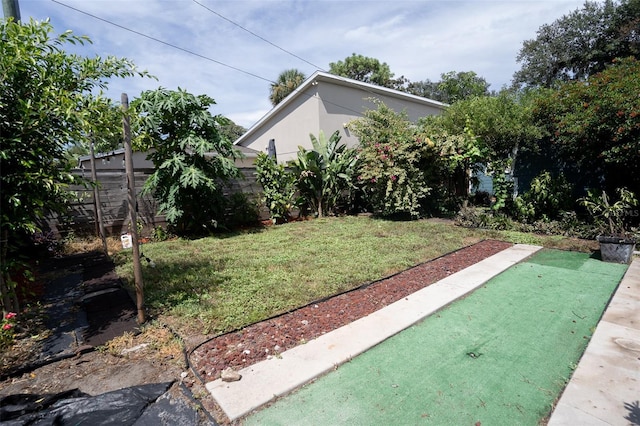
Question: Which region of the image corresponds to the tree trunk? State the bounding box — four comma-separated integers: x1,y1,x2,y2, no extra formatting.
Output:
0,229,19,315
123,93,146,325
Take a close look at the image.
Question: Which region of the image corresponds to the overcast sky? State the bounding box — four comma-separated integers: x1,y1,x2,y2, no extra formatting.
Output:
18,0,587,128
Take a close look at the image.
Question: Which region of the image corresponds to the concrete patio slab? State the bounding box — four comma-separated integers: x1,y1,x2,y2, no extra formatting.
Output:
205,243,542,421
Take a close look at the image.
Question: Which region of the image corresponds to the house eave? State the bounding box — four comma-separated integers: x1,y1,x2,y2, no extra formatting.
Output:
233,71,447,147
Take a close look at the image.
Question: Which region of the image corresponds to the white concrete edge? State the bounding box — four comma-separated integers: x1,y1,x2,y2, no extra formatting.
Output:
206,243,543,421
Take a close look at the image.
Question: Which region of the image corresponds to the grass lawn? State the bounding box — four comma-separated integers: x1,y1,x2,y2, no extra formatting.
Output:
113,216,595,336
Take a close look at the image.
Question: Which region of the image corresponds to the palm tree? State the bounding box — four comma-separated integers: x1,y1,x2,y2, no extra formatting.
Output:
269,69,306,106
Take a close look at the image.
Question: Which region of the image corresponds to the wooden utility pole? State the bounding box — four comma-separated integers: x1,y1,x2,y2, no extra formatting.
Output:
122,93,145,324
89,141,108,254
2,0,21,20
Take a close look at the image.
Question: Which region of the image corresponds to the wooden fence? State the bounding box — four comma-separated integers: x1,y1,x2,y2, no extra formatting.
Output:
39,168,264,239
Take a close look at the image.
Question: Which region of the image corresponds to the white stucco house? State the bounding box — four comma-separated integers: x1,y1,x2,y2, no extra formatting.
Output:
234,71,447,164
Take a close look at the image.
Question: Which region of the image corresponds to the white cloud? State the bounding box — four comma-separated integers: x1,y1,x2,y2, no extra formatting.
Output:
18,0,586,128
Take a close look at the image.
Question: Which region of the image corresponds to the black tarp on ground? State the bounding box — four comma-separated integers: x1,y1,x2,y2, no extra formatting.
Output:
0,382,205,425
23,251,138,368
1,253,215,425
79,252,138,348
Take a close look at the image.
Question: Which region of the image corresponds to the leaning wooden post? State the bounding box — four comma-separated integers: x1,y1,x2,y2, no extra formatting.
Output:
122,93,145,324
89,140,108,255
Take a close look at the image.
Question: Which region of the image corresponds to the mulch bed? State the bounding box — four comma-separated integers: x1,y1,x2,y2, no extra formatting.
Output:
190,239,513,381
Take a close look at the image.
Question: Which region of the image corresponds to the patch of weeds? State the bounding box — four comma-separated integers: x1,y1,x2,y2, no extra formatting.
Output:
62,235,123,256
101,321,185,367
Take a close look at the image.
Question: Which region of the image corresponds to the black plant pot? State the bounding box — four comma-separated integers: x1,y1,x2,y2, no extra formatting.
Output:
597,235,636,264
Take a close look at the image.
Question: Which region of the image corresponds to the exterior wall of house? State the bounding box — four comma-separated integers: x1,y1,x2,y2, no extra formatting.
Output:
316,81,445,150
241,86,321,163
237,74,445,164
234,154,257,168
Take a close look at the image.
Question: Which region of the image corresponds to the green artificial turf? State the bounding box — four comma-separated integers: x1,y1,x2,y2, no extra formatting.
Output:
245,249,628,425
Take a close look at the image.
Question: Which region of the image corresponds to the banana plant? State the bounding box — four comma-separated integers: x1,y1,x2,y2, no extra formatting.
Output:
291,130,358,217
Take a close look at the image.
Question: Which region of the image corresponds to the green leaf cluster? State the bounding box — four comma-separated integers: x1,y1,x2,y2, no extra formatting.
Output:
578,188,638,237
329,53,394,88
1,18,143,236
419,90,544,211
132,88,241,234
514,0,638,87
254,153,297,223
1,18,146,313
534,57,640,193
514,171,574,223
290,131,358,217
269,69,306,106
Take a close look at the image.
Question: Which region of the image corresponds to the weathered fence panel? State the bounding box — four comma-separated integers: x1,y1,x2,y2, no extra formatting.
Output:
39,167,264,238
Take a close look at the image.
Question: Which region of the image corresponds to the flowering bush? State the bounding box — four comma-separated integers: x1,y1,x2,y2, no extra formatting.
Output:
1,312,17,349
348,100,436,218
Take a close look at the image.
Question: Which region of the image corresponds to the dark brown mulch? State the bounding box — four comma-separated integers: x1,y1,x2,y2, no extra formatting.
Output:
190,239,513,382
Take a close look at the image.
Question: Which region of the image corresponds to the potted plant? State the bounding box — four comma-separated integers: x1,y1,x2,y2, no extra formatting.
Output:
578,188,638,264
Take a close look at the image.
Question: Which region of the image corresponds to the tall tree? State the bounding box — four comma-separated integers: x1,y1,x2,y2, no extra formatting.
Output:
513,0,639,87
0,18,145,313
420,90,544,208
132,88,241,235
218,119,246,144
61,98,125,167
329,53,394,88
533,57,640,194
269,69,306,106
403,71,490,103
423,90,542,161
437,71,491,103
405,79,442,100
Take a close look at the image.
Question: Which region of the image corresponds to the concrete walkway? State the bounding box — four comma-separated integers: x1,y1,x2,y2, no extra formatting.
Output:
206,244,543,421
548,259,640,425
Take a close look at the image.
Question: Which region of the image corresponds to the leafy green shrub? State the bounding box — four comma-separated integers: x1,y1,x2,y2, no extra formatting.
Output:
151,226,171,242
455,207,491,228
348,100,434,218
132,88,241,235
471,191,493,207
255,153,298,223
458,205,602,239
223,192,260,228
290,131,358,217
456,207,515,230
578,187,639,237
514,171,573,223
487,163,515,214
